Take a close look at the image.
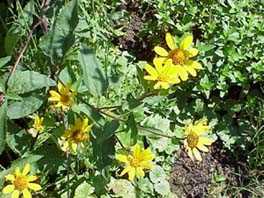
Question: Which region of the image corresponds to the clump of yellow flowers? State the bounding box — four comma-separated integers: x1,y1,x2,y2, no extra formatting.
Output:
59,117,93,154
116,144,155,181
144,32,202,89
2,163,41,198
154,33,202,81
48,82,75,111
184,119,215,161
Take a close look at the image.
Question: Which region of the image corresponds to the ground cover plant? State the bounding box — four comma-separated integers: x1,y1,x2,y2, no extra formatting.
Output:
0,0,263,197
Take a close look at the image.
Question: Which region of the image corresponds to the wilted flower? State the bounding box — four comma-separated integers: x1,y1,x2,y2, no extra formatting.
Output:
144,57,180,89
48,82,75,111
59,117,92,154
184,119,215,161
116,144,154,181
2,163,41,198
154,33,202,81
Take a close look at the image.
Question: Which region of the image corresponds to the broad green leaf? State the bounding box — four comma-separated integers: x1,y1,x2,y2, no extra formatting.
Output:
39,0,78,63
108,178,136,198
74,181,95,198
154,180,171,196
149,165,166,184
78,45,107,96
7,70,55,94
7,96,43,119
0,56,11,69
0,102,7,155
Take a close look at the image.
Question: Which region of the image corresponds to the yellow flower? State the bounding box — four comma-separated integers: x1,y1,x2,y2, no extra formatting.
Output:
116,144,155,181
154,33,202,81
184,119,215,161
32,115,44,133
2,163,41,198
144,57,180,89
48,82,75,111
59,117,92,153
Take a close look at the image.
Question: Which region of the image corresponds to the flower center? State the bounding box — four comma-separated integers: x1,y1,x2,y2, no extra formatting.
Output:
71,130,88,143
14,176,28,191
187,132,199,149
169,49,186,65
129,156,140,167
157,74,168,82
60,94,71,104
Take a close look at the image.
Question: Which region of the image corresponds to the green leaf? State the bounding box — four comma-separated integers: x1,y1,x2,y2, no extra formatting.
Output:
149,165,166,184
7,96,43,119
7,70,55,94
154,180,171,196
0,56,11,69
39,0,78,63
78,45,108,96
0,102,7,154
108,178,136,198
74,181,95,198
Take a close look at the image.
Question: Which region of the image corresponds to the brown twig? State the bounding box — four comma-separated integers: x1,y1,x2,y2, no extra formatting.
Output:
10,20,42,76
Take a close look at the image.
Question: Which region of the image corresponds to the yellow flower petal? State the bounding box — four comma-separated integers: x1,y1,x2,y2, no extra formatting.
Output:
175,65,188,81
199,137,214,146
188,60,202,70
57,82,64,94
5,174,15,181
136,167,145,177
120,166,132,176
139,161,154,170
28,183,42,191
184,65,197,77
153,82,162,89
165,33,176,50
128,167,136,181
48,91,61,101
193,148,202,161
27,176,38,182
144,75,156,81
187,148,194,161
197,143,209,152
11,190,20,198
144,64,158,78
187,48,199,57
160,82,170,89
22,189,32,198
22,163,30,176
154,46,169,56
116,154,129,164
153,57,166,72
2,185,15,194
180,35,193,50
132,144,141,158
15,168,21,176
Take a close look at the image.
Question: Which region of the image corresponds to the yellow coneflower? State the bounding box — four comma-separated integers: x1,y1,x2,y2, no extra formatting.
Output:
144,57,180,89
2,163,41,198
154,33,202,81
48,82,75,111
184,119,215,161
116,144,155,181
59,117,92,154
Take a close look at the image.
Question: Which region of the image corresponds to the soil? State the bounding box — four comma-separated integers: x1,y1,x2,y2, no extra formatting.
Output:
169,139,250,197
